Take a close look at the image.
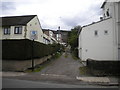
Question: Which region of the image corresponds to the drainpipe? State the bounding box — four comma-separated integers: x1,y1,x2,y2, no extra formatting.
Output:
24,26,27,39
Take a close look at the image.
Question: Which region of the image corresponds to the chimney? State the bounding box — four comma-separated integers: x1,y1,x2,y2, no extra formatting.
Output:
58,26,60,30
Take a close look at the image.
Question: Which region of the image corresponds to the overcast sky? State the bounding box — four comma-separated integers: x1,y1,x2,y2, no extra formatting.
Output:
1,0,105,30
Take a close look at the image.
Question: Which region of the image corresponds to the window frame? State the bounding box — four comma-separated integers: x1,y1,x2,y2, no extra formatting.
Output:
14,26,22,34
104,30,108,35
3,27,10,35
30,31,38,40
94,30,98,36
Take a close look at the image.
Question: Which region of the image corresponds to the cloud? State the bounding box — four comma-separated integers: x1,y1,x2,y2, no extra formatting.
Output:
1,2,16,15
1,0,105,30
60,2,103,27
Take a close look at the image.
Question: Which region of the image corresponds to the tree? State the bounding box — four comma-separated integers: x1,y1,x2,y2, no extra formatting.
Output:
68,25,82,58
68,25,81,50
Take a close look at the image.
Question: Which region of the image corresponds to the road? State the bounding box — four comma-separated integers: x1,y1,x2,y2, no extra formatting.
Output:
2,78,118,88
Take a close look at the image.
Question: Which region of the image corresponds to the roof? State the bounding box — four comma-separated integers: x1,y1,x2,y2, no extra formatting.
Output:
101,0,107,8
1,15,37,26
82,17,112,28
42,29,55,32
58,30,71,32
42,29,70,34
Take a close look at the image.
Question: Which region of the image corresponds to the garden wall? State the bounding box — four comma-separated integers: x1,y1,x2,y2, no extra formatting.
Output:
87,59,120,76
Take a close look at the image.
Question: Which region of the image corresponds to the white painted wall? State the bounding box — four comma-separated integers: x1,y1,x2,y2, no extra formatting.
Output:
118,22,120,60
79,18,115,61
43,33,50,44
79,1,120,61
26,16,43,43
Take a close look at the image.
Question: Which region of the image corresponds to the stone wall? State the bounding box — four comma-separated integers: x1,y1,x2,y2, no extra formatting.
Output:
2,55,52,71
87,59,120,76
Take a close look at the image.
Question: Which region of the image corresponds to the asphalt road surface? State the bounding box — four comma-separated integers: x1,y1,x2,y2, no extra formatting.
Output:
2,78,119,88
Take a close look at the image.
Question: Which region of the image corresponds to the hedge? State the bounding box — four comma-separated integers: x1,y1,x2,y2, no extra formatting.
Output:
2,39,60,60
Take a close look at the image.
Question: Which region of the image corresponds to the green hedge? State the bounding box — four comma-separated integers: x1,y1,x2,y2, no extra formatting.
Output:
2,39,60,60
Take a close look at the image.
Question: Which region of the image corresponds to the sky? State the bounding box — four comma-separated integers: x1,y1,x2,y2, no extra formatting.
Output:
0,0,105,30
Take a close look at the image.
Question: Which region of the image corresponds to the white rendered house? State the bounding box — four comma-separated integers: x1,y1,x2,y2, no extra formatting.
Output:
78,1,120,61
0,15,44,43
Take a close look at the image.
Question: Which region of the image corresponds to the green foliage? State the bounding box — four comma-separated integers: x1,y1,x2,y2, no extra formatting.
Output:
79,66,91,75
68,29,78,51
68,26,81,58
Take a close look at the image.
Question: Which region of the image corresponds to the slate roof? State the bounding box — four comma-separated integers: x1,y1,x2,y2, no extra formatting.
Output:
1,15,37,26
101,1,106,8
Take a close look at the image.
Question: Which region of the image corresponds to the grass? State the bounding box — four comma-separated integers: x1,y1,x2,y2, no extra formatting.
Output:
79,66,91,76
24,52,62,73
64,53,68,58
71,52,79,60
52,52,62,59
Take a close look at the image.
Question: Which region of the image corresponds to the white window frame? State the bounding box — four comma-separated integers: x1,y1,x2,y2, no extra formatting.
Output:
14,26,22,34
3,27,10,35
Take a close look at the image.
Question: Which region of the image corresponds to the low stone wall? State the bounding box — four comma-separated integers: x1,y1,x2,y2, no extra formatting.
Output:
86,59,120,76
2,55,52,71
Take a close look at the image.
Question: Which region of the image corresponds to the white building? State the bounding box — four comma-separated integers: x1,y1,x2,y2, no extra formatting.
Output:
0,15,44,43
43,29,58,44
78,0,120,61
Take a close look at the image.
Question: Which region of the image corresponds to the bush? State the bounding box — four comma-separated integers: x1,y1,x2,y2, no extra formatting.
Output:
2,39,60,60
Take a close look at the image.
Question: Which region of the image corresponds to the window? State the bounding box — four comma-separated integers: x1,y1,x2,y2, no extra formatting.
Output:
106,9,110,17
14,26,22,34
30,31,38,40
4,27,10,35
94,30,98,36
31,31,37,35
104,30,108,35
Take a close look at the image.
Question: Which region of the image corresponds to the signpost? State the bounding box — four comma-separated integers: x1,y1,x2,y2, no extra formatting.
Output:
30,31,37,71
31,39,34,71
